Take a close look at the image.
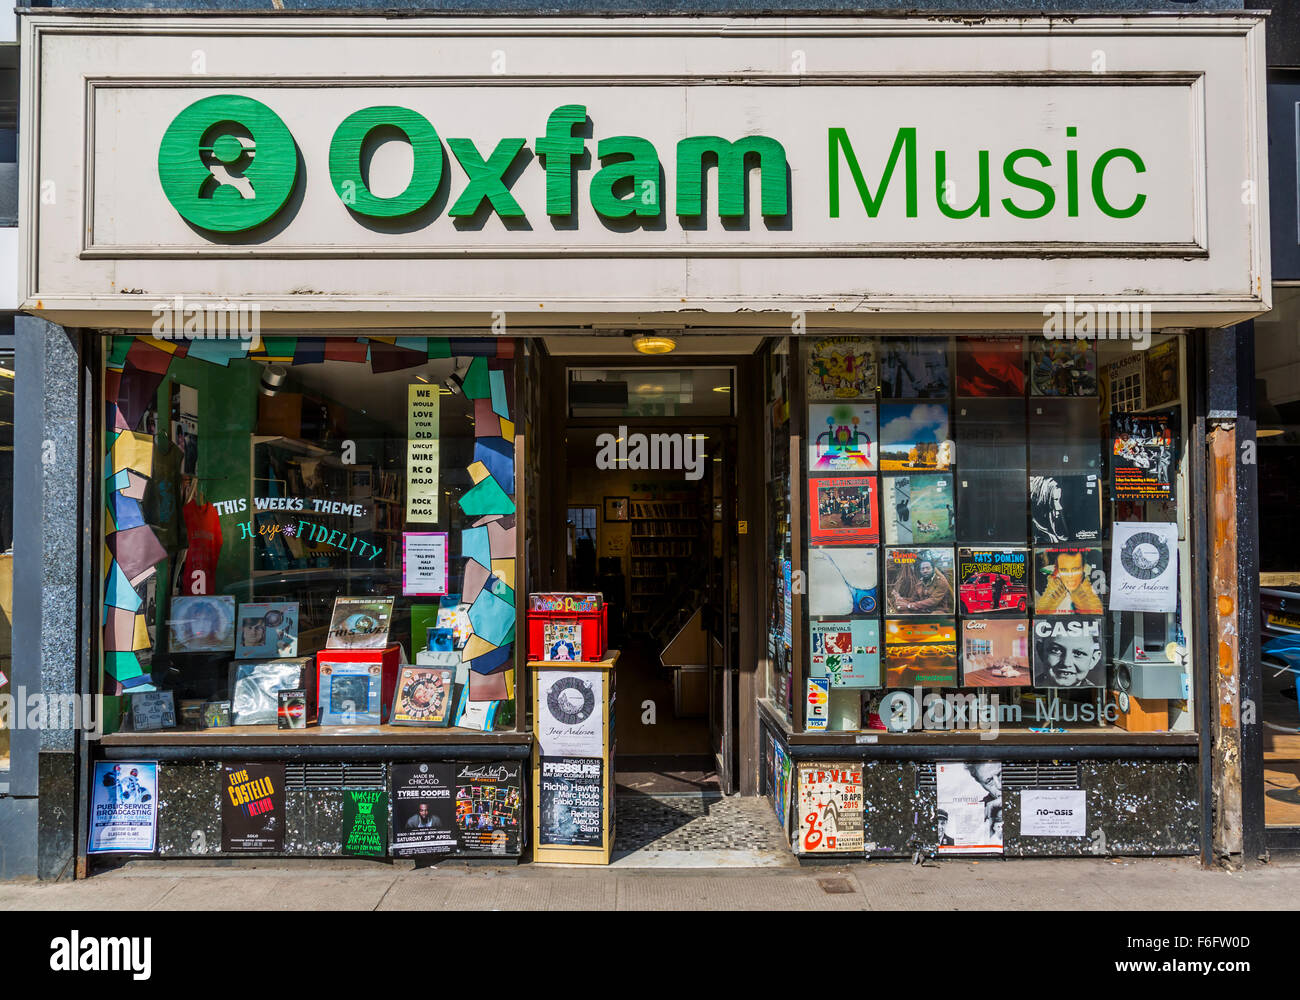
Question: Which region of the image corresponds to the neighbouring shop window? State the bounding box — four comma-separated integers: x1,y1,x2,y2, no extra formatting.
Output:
99,335,518,737
794,333,1193,737
0,348,12,766
1255,288,1300,576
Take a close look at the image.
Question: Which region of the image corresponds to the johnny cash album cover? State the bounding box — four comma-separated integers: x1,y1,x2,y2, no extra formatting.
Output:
1032,617,1105,689
1029,473,1101,545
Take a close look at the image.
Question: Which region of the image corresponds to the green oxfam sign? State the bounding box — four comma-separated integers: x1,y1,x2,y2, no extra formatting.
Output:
158,94,1147,235
158,95,299,232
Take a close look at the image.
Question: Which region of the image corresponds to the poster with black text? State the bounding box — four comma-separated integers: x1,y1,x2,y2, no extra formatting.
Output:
539,757,604,847
455,762,523,855
221,763,285,852
1110,522,1178,612
391,763,458,857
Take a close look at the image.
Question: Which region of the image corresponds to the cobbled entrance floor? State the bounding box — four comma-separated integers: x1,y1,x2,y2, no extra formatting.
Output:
611,793,795,866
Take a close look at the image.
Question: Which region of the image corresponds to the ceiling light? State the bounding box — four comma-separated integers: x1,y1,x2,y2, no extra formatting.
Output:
632,335,676,355
712,385,731,393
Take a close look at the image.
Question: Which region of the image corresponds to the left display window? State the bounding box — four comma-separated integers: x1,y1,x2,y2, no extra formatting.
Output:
99,334,519,738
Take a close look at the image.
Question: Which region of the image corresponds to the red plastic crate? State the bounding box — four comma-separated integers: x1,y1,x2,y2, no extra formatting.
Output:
526,594,608,662
315,643,402,723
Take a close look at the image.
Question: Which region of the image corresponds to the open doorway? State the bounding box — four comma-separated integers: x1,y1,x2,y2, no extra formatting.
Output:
559,363,740,795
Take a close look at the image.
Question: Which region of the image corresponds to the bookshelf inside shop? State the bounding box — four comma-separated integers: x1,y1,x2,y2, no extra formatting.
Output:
627,497,707,631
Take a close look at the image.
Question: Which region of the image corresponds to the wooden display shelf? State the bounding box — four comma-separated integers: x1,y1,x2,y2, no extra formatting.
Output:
101,724,532,746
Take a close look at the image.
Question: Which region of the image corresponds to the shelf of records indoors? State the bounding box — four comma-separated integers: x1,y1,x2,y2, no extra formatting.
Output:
756,699,1197,746
99,724,530,746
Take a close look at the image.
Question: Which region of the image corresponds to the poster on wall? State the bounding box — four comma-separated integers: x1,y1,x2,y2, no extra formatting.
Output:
772,738,793,835
809,618,881,688
1144,339,1181,408
808,547,878,616
1020,789,1087,838
1029,473,1102,545
538,757,605,847
1032,617,1105,689
808,403,877,471
807,338,877,400
960,619,1031,686
957,547,1029,615
391,763,458,857
455,762,523,855
936,762,1004,854
881,474,954,545
879,403,954,472
1110,522,1179,612
402,532,449,596
1033,547,1106,615
341,789,388,857
879,336,950,398
796,763,864,854
808,476,879,545
1111,413,1176,501
537,670,604,756
221,763,285,852
88,762,158,854
406,383,440,522
884,546,956,616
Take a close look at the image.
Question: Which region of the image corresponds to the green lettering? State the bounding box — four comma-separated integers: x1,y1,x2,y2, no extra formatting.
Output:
935,150,990,219
1092,148,1146,219
590,136,662,218
675,135,789,217
328,106,443,218
1001,148,1056,219
828,127,917,219
447,137,527,218
535,104,586,216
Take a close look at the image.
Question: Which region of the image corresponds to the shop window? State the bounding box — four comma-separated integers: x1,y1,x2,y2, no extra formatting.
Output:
0,347,11,766
99,335,519,737
781,333,1194,738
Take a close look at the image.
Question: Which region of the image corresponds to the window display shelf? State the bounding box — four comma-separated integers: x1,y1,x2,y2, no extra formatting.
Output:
100,724,533,746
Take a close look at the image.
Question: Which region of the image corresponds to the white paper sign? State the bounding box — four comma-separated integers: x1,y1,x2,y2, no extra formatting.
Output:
1109,522,1178,612
537,670,604,757
1020,789,1087,837
402,532,448,596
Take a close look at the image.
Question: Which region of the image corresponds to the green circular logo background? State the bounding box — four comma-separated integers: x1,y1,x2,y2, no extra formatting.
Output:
158,95,298,233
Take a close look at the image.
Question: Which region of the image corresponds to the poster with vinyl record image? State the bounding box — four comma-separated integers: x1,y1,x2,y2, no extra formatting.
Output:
808,547,879,616
1109,522,1178,612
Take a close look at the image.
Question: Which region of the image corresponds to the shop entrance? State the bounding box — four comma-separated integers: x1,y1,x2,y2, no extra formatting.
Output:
552,360,742,793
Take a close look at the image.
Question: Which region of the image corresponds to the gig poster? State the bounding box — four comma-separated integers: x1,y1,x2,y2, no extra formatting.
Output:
1111,412,1175,501
537,670,603,757
455,762,523,855
391,763,458,857
342,788,388,857
221,762,285,852
936,762,1004,855
538,757,604,847
1109,522,1178,613
796,763,864,854
89,762,158,854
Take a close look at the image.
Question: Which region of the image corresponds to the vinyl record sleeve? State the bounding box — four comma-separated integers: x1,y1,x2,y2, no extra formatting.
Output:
884,546,956,616
325,597,395,650
881,474,954,545
1031,617,1105,688
808,476,879,545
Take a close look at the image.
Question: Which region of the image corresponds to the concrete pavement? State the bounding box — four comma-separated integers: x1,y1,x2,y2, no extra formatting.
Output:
1,855,1297,909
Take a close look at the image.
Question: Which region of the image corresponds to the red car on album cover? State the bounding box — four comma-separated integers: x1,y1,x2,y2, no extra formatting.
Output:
959,572,1029,614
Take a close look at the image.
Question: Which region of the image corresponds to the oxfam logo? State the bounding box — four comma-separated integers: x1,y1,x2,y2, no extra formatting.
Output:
158,95,298,233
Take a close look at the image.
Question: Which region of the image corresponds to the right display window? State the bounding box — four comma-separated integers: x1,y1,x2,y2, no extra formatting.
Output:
801,333,1193,736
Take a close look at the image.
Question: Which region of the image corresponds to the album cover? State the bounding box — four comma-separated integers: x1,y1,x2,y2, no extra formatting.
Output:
1109,522,1178,613
1032,617,1105,688
427,626,457,654
129,690,176,731
326,597,395,649
1108,353,1146,413
1144,339,1180,408
168,595,236,653
1111,412,1176,501
936,762,1003,855
881,474,955,545
391,762,458,857
884,546,956,616
955,336,1026,397
390,666,456,726
1029,398,1103,472
809,618,881,688
317,660,384,726
808,547,879,616
200,701,231,729
808,403,877,472
960,618,1031,686
277,689,308,729
1034,547,1106,615
230,658,309,727
879,403,954,472
956,471,1028,544
234,601,299,659
543,619,583,662
1029,473,1102,544
957,547,1030,615
879,337,951,398
808,476,879,545
806,337,877,400
435,597,472,649
883,619,959,687
1029,338,1098,396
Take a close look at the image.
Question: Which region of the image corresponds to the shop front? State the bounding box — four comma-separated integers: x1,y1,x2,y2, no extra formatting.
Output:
13,13,1269,872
